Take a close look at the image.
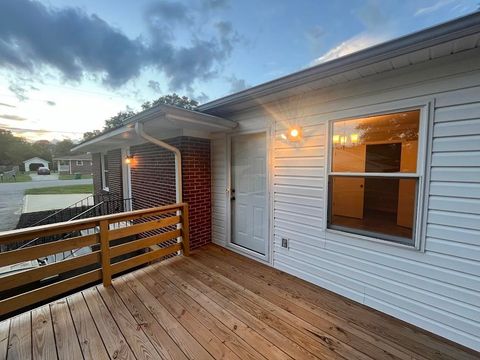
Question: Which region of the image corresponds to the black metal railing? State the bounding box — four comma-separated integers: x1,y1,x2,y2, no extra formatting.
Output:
29,193,128,227
6,194,133,252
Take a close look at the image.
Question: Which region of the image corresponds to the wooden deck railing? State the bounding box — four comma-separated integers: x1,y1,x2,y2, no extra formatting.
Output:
0,203,189,317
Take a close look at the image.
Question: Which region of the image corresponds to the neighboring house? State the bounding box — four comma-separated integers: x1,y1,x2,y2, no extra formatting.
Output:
73,14,480,351
53,153,93,174
23,157,49,171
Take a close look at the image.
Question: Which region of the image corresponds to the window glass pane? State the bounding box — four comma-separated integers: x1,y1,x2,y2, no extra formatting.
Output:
328,176,417,244
332,110,419,173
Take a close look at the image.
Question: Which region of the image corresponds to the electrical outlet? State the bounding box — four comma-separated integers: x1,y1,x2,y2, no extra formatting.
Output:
281,238,289,248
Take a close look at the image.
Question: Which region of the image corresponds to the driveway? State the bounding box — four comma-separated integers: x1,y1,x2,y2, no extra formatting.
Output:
0,179,92,232
30,173,59,181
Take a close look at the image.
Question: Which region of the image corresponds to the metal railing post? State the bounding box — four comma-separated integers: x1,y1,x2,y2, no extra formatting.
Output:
99,219,112,286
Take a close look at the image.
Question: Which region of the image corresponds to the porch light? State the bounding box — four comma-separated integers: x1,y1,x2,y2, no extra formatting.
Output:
287,126,302,141
332,134,340,144
125,155,134,165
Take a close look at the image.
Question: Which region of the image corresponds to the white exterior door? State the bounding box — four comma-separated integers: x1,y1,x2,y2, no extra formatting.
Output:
231,132,267,255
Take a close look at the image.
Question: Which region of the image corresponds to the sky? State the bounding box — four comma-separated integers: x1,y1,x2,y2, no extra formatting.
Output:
0,0,478,142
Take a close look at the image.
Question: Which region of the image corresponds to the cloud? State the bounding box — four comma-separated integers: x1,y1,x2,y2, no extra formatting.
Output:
147,1,190,24
0,102,15,108
8,83,29,101
46,100,56,106
0,114,27,121
226,75,249,93
312,33,389,65
0,123,82,135
356,0,390,29
193,92,210,103
202,0,229,10
148,80,162,93
415,0,456,16
0,0,239,91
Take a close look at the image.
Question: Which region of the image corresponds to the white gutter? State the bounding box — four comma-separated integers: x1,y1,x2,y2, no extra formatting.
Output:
135,122,183,203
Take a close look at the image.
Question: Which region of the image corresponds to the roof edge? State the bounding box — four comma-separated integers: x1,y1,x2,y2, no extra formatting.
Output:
198,11,480,112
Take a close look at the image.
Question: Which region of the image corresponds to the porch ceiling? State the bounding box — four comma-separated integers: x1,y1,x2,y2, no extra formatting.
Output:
72,104,237,153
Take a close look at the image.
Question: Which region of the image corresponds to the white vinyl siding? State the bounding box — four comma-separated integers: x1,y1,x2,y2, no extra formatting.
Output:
212,48,480,351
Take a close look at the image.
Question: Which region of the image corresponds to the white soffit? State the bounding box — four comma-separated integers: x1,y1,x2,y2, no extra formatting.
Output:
72,104,237,153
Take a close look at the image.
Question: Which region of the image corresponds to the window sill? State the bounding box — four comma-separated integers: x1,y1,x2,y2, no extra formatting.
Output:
325,228,422,252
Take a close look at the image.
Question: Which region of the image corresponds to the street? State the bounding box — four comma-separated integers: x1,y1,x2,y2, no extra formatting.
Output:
0,178,92,232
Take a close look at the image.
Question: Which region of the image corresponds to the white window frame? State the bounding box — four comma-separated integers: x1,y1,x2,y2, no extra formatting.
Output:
100,153,109,190
324,99,431,250
76,160,84,166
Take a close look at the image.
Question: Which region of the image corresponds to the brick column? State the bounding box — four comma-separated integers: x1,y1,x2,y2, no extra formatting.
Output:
130,137,212,249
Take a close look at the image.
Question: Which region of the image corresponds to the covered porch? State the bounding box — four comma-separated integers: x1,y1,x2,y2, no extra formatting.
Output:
1,244,477,360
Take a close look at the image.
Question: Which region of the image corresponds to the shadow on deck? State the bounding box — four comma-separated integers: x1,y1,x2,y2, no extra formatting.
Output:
1,244,478,360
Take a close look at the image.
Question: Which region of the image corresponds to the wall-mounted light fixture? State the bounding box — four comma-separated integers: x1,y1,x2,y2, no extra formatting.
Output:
287,126,302,142
125,155,134,165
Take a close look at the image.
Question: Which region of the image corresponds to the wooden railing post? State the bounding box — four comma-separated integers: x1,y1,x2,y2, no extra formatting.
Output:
99,220,112,286
181,204,190,256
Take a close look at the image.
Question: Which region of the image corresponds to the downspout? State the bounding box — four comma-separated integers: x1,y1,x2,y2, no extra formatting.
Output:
134,122,183,203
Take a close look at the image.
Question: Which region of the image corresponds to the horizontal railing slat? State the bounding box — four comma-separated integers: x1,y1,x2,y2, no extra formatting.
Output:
0,202,189,317
0,203,186,245
0,252,101,292
107,205,181,224
0,269,102,316
111,243,182,276
0,234,99,267
109,215,180,241
110,229,181,258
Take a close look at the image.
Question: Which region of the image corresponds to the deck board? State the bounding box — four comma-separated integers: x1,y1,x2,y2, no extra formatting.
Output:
0,319,10,360
0,244,478,360
31,305,57,360
50,299,83,360
7,312,31,360
67,293,110,360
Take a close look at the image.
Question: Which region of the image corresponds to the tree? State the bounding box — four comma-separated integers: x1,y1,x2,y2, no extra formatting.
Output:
103,110,135,131
32,140,54,163
0,130,35,166
142,93,198,111
82,130,102,141
82,93,198,140
53,139,75,156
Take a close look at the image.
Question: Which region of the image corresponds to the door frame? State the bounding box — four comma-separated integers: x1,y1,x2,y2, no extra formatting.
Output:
226,129,272,264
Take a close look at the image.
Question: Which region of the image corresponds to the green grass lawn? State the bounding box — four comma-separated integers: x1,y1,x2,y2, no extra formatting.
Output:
58,174,93,180
1,173,32,183
25,184,93,195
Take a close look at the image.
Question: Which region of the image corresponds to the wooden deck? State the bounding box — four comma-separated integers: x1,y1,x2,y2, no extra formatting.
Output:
0,244,477,360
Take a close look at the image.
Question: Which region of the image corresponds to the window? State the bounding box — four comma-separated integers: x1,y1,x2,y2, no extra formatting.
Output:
76,160,84,166
327,110,420,245
101,154,109,190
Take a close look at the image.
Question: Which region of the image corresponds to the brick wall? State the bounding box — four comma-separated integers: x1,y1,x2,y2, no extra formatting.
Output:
181,137,211,249
70,160,93,175
130,141,177,208
92,153,102,195
130,137,211,249
106,149,123,196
